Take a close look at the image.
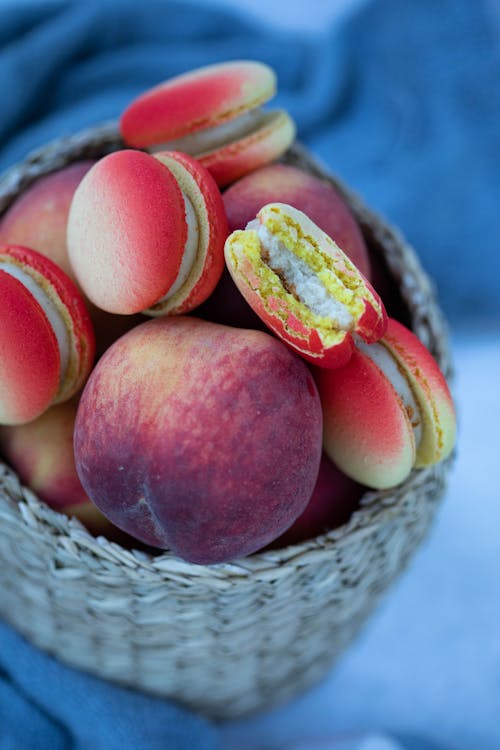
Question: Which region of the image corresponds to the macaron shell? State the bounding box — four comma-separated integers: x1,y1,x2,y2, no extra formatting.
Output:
2,245,95,405
150,151,227,315
381,318,456,467
199,110,296,187
223,163,371,279
120,61,276,148
67,150,187,314
314,348,416,490
0,271,60,425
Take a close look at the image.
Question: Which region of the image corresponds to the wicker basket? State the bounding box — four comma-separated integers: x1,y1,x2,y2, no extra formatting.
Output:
0,123,453,720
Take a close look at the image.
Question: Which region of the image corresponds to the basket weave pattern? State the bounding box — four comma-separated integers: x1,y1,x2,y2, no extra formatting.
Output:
0,124,453,719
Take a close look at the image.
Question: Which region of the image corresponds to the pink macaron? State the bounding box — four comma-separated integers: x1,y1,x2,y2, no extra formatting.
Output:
120,61,296,187
0,244,95,425
67,149,227,316
224,203,387,368
314,317,457,489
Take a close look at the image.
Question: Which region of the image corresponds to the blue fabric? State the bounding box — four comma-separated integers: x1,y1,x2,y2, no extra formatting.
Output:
0,0,499,325
0,619,219,750
0,1,497,748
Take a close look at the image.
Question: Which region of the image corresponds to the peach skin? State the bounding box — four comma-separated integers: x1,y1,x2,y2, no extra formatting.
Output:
314,318,457,489
120,60,296,187
74,316,323,564
0,399,114,536
0,161,95,280
224,203,387,368
0,245,95,425
268,453,364,548
67,150,227,316
223,164,371,279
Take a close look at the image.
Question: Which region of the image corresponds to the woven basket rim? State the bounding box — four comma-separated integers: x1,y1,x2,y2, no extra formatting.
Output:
0,122,454,584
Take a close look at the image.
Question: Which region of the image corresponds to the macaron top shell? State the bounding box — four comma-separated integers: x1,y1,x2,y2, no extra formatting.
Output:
67,150,187,314
149,151,227,315
120,61,276,148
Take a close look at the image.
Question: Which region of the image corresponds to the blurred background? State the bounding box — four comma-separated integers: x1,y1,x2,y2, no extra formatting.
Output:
0,0,499,749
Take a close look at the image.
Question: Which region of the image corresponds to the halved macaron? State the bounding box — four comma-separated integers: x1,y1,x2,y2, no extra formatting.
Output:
120,60,296,187
224,203,387,368
314,317,456,489
0,244,95,425
67,149,227,316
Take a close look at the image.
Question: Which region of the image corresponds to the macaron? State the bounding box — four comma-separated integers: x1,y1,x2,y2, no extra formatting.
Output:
67,149,227,316
120,60,296,187
150,151,227,315
224,203,387,368
223,163,371,279
314,317,457,489
0,244,95,425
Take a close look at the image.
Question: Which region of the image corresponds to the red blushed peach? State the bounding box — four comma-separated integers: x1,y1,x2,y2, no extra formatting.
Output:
223,164,371,278
74,317,323,564
0,161,95,280
268,453,364,548
0,399,113,536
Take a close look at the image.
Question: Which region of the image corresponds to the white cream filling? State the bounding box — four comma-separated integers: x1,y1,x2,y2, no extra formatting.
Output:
357,339,423,447
156,192,199,304
252,222,354,329
0,261,70,388
150,109,274,158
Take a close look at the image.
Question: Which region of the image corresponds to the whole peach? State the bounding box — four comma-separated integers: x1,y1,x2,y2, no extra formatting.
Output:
223,163,371,278
0,399,113,536
74,317,323,564
268,453,364,548
0,162,95,280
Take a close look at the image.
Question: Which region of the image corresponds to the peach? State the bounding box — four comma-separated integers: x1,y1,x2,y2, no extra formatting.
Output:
0,161,95,280
0,399,113,536
74,317,323,564
223,163,371,278
268,453,364,548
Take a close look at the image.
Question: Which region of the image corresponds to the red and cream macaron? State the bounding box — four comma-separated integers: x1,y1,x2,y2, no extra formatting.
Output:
224,203,387,368
314,317,457,489
0,244,95,425
67,149,227,316
120,60,296,187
